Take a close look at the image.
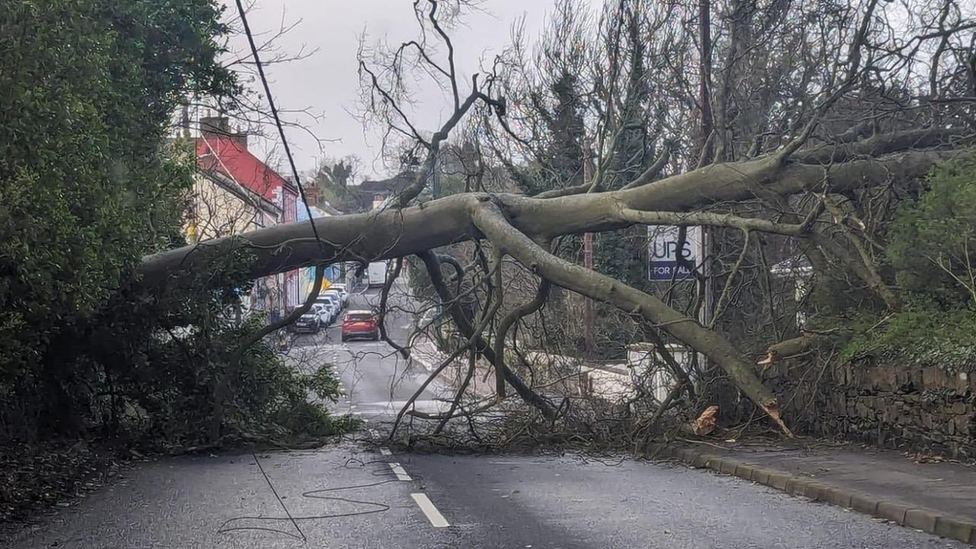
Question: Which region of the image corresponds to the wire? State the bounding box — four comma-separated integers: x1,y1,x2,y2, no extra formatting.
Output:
217,458,412,541
233,0,327,256
248,451,306,541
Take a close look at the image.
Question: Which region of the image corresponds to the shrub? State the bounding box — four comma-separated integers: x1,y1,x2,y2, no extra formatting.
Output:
0,0,353,449
839,157,976,368
888,157,976,308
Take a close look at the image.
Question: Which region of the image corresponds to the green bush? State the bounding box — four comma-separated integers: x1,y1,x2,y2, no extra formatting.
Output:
839,157,976,368
841,308,976,369
0,0,231,436
888,157,976,307
0,0,354,448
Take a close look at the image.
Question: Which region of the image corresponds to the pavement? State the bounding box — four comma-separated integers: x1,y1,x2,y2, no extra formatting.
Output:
653,438,976,545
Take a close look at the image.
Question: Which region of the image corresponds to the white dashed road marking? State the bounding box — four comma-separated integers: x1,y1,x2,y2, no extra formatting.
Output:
389,462,412,481
411,493,450,527
379,447,392,456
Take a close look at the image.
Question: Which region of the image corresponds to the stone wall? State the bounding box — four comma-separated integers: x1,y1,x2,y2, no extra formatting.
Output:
761,359,975,458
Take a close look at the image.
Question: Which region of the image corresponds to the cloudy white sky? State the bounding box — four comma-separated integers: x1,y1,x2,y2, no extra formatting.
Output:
230,0,573,181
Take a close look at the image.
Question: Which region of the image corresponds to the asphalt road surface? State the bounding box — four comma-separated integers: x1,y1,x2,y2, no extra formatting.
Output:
4,286,965,548
6,439,964,548
283,285,452,423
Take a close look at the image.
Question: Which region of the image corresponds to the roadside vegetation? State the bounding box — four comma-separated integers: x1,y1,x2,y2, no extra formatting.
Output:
0,0,352,523
837,158,976,371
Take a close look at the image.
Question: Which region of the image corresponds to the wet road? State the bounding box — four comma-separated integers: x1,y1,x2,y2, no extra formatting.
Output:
283,285,452,423
6,440,964,549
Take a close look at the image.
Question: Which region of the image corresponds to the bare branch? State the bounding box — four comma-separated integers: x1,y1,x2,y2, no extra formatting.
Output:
492,279,552,400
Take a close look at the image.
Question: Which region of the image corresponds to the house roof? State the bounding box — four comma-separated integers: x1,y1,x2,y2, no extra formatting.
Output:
196,135,289,202
359,170,417,194
197,169,281,217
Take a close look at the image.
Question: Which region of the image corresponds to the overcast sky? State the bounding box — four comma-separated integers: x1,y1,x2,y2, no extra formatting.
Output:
230,0,566,181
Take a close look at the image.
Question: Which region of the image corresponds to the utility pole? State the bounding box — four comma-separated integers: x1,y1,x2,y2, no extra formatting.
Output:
583,144,596,358
698,0,714,328
430,149,445,348
698,0,714,162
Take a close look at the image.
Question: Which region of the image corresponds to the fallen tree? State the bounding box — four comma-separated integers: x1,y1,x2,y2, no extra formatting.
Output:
140,147,967,434
141,0,976,435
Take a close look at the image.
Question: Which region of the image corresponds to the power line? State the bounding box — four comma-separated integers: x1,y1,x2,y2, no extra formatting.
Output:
249,451,306,542
233,0,326,255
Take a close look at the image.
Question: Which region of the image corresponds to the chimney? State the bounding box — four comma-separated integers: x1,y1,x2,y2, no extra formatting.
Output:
199,115,248,150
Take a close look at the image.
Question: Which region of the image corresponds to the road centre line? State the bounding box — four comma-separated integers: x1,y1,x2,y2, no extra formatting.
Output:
411,493,450,527
389,462,412,481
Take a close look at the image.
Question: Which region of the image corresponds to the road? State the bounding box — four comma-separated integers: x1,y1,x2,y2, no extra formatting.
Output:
3,286,965,548
283,285,453,423
5,439,964,548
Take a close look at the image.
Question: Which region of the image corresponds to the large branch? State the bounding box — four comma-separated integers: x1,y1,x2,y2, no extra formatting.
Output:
795,128,972,165
620,142,673,190
140,149,959,285
396,78,481,206
469,200,793,435
758,334,835,366
390,251,504,437
618,208,819,236
492,279,551,399
499,150,957,240
377,257,411,359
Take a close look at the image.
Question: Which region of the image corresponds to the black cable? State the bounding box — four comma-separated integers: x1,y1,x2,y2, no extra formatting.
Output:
217,461,417,540
249,451,306,541
233,0,326,255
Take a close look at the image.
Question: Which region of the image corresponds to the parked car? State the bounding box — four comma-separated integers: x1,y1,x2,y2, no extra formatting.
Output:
315,293,339,314
331,283,349,306
341,310,379,342
320,290,342,311
312,302,335,325
330,288,345,304
292,310,321,334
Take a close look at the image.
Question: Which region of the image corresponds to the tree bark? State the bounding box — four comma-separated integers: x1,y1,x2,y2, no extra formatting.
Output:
140,149,958,286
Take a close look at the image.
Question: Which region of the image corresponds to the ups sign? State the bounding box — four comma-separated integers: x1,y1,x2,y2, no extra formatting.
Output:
647,226,702,281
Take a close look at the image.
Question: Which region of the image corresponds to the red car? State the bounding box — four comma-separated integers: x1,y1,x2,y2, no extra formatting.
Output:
341,310,380,342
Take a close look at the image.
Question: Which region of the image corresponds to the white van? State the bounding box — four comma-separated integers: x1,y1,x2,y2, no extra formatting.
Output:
368,261,387,288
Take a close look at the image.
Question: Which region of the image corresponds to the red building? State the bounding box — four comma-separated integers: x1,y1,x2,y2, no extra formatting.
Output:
196,116,300,315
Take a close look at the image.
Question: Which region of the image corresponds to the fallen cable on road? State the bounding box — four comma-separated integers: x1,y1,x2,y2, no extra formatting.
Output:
216,458,408,541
